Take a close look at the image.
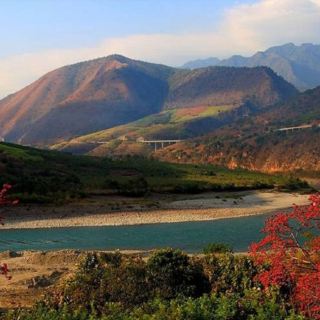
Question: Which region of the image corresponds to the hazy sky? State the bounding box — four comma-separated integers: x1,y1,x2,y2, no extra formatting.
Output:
0,0,320,97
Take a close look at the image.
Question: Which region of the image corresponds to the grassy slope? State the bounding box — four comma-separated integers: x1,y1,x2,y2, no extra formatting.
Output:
53,105,237,156
0,142,299,203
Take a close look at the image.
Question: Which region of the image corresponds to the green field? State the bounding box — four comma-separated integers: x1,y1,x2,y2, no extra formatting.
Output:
0,142,308,203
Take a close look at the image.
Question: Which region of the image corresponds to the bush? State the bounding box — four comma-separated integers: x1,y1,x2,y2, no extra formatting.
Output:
281,178,309,191
203,243,232,254
1,250,308,320
147,248,210,299
203,253,258,295
106,177,149,197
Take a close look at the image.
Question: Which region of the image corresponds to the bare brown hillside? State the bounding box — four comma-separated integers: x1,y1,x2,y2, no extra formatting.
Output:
156,130,320,173
0,55,172,145
0,55,297,146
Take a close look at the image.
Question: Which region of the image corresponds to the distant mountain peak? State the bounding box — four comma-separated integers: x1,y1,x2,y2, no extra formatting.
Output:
181,57,221,69
182,43,320,90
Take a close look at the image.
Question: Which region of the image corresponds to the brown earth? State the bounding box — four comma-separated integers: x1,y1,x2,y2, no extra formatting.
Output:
0,250,83,309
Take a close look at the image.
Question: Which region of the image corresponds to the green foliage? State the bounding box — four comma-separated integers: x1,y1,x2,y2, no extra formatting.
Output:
203,243,232,254
1,250,308,320
203,254,258,295
105,177,149,197
281,178,310,191
54,249,210,312
146,249,210,300
0,142,298,204
3,292,306,320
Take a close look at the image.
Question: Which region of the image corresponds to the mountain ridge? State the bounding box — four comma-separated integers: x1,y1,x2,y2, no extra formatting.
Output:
182,43,320,90
0,55,297,146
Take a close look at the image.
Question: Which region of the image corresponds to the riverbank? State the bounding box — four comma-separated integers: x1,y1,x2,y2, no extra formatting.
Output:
0,191,311,229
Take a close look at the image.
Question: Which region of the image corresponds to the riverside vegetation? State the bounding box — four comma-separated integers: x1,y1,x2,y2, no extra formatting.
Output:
1,189,320,319
0,142,310,204
0,249,313,319
0,143,317,319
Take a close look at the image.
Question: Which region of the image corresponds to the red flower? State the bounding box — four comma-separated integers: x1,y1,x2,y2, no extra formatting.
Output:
250,193,320,319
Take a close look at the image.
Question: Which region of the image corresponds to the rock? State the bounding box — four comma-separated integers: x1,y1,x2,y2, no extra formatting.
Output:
27,271,62,288
0,250,22,259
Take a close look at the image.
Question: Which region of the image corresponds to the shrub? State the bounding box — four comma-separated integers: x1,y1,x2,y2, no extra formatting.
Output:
203,242,232,254
146,248,210,299
106,177,149,197
203,253,257,295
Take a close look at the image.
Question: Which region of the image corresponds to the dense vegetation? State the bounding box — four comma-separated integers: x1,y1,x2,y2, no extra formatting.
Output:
1,249,307,320
0,142,300,203
0,178,319,319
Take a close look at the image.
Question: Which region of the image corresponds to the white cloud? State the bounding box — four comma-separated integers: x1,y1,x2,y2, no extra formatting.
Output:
1,0,320,98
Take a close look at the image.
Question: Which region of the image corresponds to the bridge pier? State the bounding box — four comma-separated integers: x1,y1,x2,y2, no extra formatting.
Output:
138,139,183,151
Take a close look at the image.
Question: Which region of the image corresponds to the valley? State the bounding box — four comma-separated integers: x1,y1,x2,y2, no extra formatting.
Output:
2,1,320,318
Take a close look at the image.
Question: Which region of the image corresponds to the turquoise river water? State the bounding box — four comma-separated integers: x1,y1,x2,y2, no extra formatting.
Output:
0,213,271,253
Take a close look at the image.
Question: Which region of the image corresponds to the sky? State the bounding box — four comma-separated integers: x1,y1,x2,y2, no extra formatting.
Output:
0,0,320,97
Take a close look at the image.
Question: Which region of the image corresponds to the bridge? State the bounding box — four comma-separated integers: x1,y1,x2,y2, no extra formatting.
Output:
277,124,320,133
70,137,183,151
137,138,183,151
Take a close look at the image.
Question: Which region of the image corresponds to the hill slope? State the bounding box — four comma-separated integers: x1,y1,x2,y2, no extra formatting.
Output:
166,66,297,109
0,56,297,147
54,65,298,157
0,55,173,146
0,142,296,203
53,104,239,156
183,43,320,90
156,86,320,173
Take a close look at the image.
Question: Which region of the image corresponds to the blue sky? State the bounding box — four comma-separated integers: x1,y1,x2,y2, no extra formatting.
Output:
0,0,249,58
0,0,319,97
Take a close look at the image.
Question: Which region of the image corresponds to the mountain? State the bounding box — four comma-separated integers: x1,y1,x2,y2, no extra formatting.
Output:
182,43,320,90
53,104,242,156
0,55,173,146
181,57,220,69
53,66,297,156
165,66,297,109
155,86,320,173
0,55,297,146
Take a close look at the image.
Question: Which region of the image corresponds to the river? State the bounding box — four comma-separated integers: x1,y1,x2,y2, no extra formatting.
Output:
0,213,270,252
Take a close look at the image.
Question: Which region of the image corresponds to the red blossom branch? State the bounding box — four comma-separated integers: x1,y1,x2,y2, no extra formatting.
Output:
250,193,320,319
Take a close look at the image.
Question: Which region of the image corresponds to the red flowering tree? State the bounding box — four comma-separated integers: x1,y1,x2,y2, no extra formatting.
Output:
0,184,18,279
250,193,320,319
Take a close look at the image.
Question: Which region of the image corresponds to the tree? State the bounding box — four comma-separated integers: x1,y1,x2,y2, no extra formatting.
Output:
250,193,320,319
147,248,210,299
